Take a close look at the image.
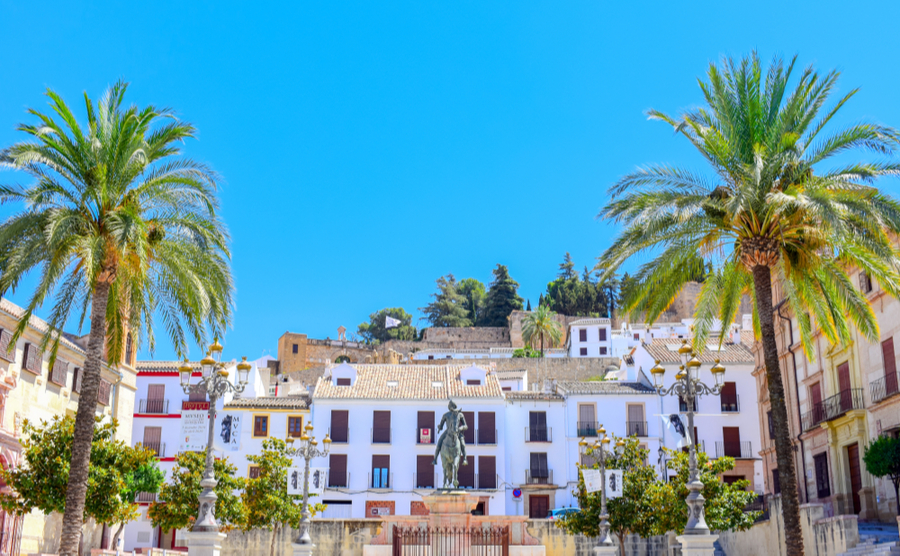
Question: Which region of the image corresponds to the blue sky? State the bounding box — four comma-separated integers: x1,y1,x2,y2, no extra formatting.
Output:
2,1,900,361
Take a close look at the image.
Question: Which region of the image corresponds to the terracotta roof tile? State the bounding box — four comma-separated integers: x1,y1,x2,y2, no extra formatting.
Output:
224,396,309,410
641,337,754,365
313,364,504,400
556,381,657,395
0,297,86,354
504,390,565,401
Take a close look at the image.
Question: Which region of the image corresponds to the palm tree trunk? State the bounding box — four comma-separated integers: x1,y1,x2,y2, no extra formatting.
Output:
540,332,544,357
752,265,805,556
59,280,112,556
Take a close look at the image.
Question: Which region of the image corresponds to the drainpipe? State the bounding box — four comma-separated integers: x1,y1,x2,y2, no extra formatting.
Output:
775,301,809,504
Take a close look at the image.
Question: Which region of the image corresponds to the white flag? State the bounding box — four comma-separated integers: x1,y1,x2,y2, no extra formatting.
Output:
385,316,401,329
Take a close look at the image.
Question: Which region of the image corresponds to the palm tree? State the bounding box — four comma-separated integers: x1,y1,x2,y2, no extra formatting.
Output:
521,304,563,356
598,54,900,556
0,83,233,556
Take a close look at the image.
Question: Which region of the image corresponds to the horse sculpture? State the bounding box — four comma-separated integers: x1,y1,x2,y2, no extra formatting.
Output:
433,400,468,489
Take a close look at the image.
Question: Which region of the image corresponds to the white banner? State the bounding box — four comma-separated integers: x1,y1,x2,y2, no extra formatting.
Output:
214,412,242,451
606,469,624,499
288,466,327,496
180,401,210,452
581,468,603,494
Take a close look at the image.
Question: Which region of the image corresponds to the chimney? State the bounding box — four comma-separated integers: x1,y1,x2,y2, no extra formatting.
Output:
742,314,752,331
732,326,741,345
542,379,552,393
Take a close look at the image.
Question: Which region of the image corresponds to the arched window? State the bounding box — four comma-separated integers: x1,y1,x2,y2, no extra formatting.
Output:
334,355,351,364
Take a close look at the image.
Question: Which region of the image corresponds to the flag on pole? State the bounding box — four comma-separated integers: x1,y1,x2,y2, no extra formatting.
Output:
666,414,691,449
385,316,401,328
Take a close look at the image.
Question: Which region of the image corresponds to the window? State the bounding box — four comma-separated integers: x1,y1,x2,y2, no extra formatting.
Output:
502,386,511,391
466,379,481,386
288,416,304,437
98,379,111,405
529,453,549,484
428,355,434,360
143,426,162,456
633,333,640,341
859,271,873,294
477,412,496,444
372,411,391,443
722,427,742,458
723,475,745,488
883,338,899,398
579,329,587,342
371,455,390,488
72,368,83,393
249,466,261,479
457,456,475,488
528,412,548,442
478,456,496,489
577,404,597,437
599,347,607,355
23,343,41,374
462,411,475,445
144,384,166,413
720,382,738,412
328,454,348,487
292,343,299,354
417,411,435,444
331,410,349,443
772,469,781,495
599,328,607,341
254,415,269,437
579,347,587,356
814,453,831,499
0,329,13,363
49,359,67,386
767,410,774,439
626,404,646,436
416,455,434,488
125,333,134,364
336,377,351,386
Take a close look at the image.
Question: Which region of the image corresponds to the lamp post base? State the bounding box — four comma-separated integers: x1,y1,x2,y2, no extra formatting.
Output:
292,542,315,556
593,545,618,555
186,531,227,556
676,534,719,556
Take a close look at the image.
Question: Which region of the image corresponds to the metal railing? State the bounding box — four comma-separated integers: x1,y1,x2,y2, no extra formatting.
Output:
414,472,437,489
478,473,498,490
138,398,169,414
392,526,510,556
626,421,648,437
372,427,392,444
327,471,350,488
138,441,166,458
525,469,553,485
801,389,865,431
745,494,770,523
715,441,753,459
369,471,393,489
416,427,434,444
135,492,158,503
870,372,900,404
681,440,705,455
720,395,740,413
478,428,497,445
525,427,552,442
576,421,599,437
329,427,349,443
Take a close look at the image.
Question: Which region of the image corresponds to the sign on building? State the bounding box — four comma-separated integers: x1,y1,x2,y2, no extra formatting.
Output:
180,401,210,452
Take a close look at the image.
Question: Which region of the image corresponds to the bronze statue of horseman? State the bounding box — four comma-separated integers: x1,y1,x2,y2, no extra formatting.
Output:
432,400,468,489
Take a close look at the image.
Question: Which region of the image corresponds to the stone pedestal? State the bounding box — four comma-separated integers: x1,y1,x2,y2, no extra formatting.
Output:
593,545,618,555
676,534,719,556
292,542,315,556
186,531,227,556
422,491,480,527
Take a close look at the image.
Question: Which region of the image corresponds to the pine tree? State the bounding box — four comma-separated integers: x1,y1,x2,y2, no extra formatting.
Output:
558,252,576,280
480,265,524,327
420,274,473,327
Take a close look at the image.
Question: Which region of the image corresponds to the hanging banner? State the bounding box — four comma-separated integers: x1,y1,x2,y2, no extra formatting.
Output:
214,412,242,451
581,468,602,494
180,401,209,452
288,466,327,496
606,469,624,499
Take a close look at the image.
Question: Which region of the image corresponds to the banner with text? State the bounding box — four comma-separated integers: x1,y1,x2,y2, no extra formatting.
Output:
214,412,242,451
180,401,210,452
287,466,327,496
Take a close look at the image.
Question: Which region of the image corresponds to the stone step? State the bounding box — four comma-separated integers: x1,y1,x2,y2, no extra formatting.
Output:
839,541,899,556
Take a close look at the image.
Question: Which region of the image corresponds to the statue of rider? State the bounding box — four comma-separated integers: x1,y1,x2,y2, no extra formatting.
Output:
433,400,468,466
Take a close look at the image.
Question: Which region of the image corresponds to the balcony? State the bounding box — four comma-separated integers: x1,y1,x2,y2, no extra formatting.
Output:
525,469,554,485
135,492,157,503
525,427,552,442
870,372,900,404
329,426,349,444
415,472,437,489
369,471,393,489
720,395,740,413
327,471,350,488
138,441,166,458
416,427,435,445
801,389,865,431
371,427,392,444
715,441,753,459
576,421,599,437
477,428,497,445
625,421,648,437
138,398,170,414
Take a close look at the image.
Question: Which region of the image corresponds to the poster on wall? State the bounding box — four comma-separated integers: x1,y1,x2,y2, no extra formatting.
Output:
180,401,209,452
214,412,242,451
288,467,327,496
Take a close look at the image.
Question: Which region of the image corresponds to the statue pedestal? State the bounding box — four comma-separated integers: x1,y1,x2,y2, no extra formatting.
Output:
422,491,480,528
676,534,719,556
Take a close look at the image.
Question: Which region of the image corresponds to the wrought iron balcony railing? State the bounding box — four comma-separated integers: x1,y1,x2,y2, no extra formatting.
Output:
870,372,900,404
576,421,599,437
328,426,349,443
626,421,648,437
720,395,740,413
371,427,392,444
801,388,865,431
525,469,553,485
138,398,169,414
138,441,165,458
525,427,552,442
715,440,753,459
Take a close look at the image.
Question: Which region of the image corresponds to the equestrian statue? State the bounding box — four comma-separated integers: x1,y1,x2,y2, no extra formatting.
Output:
432,400,468,489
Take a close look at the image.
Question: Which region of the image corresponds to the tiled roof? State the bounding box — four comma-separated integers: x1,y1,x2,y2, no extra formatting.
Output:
0,297,86,354
504,390,565,401
739,330,756,346
495,369,527,379
641,338,754,364
556,380,657,395
313,365,504,400
568,318,611,327
224,396,309,410
135,360,237,374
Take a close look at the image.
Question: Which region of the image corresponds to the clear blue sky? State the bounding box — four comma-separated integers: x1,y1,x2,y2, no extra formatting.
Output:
2,1,900,361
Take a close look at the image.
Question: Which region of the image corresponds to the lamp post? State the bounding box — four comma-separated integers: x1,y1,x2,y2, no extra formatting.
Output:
579,426,624,555
650,340,726,556
285,423,331,556
178,340,250,553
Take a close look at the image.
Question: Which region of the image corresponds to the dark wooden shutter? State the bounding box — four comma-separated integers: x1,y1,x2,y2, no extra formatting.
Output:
254,415,268,436
457,456,475,488
50,359,67,385
478,456,496,489
529,411,547,441
98,379,111,405
882,338,899,395
530,453,548,480
373,411,391,443
336,378,351,386
416,455,434,488
598,328,607,341
417,411,434,444
720,382,737,410
848,443,862,514
331,410,349,442
462,411,475,445
72,368,82,393
723,427,741,457
0,330,12,362
478,412,495,444
372,455,390,488
579,329,587,342
143,426,162,455
772,469,781,494
147,384,165,413
813,453,830,499
23,344,40,373
837,362,852,412
810,382,823,423
328,454,347,487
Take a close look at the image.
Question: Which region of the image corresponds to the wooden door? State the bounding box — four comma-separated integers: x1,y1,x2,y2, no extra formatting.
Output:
371,455,390,488
416,455,434,488
328,454,347,487
722,427,741,458
477,412,495,444
331,410,349,442
627,404,645,436
847,443,862,514
478,456,496,489
147,384,165,413
837,362,852,413
883,338,899,396
528,495,549,519
810,382,823,422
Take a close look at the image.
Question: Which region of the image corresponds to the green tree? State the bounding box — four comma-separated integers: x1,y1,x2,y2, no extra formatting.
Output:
115,461,165,547
457,278,486,325
480,265,524,327
420,274,472,327
521,305,562,356
863,435,900,515
358,308,416,344
243,439,325,556
149,451,246,533
559,252,576,280
0,416,160,548
0,83,233,555
596,54,900,556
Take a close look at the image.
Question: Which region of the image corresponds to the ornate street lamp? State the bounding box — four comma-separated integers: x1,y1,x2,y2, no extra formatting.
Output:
179,341,250,534
650,340,726,538
579,426,624,551
285,423,331,555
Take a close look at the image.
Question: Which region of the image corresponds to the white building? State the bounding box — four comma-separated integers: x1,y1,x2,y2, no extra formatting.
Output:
411,348,567,360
